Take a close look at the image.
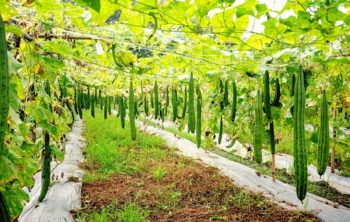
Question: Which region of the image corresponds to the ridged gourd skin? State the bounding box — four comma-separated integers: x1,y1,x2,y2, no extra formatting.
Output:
219,79,224,110
218,114,223,144
318,90,330,176
87,86,90,109
154,80,159,119
150,90,154,108
0,14,11,222
78,88,83,119
144,93,149,116
165,86,169,116
264,71,275,155
294,66,307,202
120,97,126,129
129,80,137,140
172,87,178,122
38,132,51,202
188,73,196,133
254,90,263,164
196,86,202,148
74,87,78,115
182,86,187,119
271,78,281,106
231,81,237,123
224,80,229,107
108,96,112,115
104,96,108,119
91,94,95,118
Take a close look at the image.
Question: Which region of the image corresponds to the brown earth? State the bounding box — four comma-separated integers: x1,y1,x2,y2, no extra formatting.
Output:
78,154,320,222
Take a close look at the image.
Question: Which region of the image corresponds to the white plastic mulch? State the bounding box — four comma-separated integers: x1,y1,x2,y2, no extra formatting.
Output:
19,120,85,222
216,132,350,195
136,120,350,222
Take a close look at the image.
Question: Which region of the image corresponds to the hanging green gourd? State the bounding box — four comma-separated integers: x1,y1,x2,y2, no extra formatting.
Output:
91,94,95,118
129,79,137,140
0,15,11,222
294,66,307,202
94,87,98,104
134,97,139,117
271,78,281,107
154,80,159,119
182,86,187,119
108,96,112,115
318,90,330,176
231,81,237,123
39,81,52,202
85,86,91,109
38,132,51,202
104,96,108,119
165,86,169,116
150,90,154,108
78,88,83,119
196,86,202,148
74,87,78,115
224,80,229,106
254,89,263,164
219,79,224,110
264,71,276,181
120,97,126,129
218,114,223,144
188,73,196,133
144,93,149,116
172,87,178,122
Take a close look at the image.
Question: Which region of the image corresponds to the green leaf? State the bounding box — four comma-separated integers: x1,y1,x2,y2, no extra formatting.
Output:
76,0,101,12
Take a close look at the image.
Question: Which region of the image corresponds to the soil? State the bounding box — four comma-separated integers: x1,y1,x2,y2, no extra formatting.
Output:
77,153,320,222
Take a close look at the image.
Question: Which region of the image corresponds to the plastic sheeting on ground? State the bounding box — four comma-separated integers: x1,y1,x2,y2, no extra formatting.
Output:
19,120,85,222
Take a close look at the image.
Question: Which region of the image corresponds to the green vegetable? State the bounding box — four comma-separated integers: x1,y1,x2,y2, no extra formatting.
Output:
144,93,149,116
224,80,229,106
91,94,95,118
188,73,196,133
129,79,136,140
294,66,307,202
154,80,159,119
74,87,78,115
86,86,90,109
182,86,187,119
196,86,202,148
230,81,237,123
219,79,224,110
38,132,51,202
0,15,11,221
78,88,83,119
254,89,263,164
318,90,330,176
218,114,223,144
120,97,125,129
271,78,281,106
108,96,112,115
0,191,11,222
172,87,178,122
104,96,108,119
165,86,169,116
264,71,276,180
150,90,154,108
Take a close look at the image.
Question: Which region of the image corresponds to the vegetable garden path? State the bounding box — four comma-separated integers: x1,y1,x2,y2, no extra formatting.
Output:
19,120,85,222
135,119,350,222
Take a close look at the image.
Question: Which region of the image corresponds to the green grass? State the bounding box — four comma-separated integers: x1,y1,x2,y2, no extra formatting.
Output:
77,202,148,222
83,110,168,182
